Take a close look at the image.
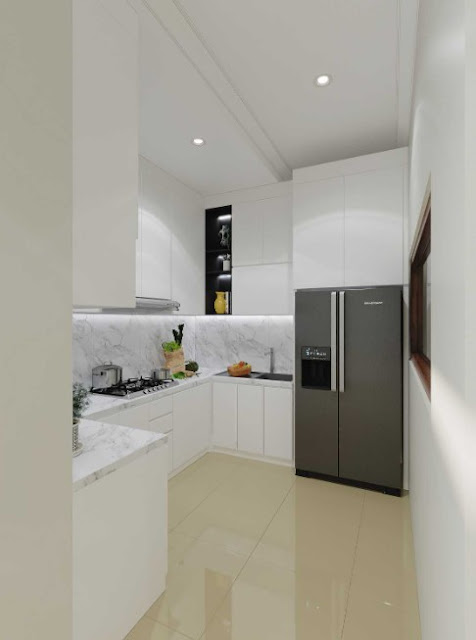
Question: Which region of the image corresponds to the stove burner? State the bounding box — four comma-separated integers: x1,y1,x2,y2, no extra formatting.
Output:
91,376,177,398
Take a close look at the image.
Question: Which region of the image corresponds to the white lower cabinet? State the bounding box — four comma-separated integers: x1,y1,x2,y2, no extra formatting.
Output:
73,445,167,640
237,385,264,455
264,387,293,460
101,403,150,429
149,413,174,473
212,383,237,449
173,384,211,470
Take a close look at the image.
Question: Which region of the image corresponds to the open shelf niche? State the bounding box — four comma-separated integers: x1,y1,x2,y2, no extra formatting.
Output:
205,206,232,315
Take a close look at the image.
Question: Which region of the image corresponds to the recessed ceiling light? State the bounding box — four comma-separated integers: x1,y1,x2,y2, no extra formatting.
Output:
315,74,332,87
192,137,206,146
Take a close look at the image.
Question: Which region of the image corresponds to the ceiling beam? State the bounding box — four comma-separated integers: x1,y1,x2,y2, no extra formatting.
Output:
137,0,292,182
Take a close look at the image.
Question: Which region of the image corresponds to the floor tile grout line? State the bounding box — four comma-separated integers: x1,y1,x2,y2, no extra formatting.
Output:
339,490,367,640
169,459,244,532
142,614,195,640
197,477,297,640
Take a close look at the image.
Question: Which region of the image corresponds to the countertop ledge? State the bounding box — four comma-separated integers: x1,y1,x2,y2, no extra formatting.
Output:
73,420,167,493
75,368,292,492
84,368,293,420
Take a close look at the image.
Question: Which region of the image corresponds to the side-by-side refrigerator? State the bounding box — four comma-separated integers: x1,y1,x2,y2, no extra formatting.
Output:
295,286,403,494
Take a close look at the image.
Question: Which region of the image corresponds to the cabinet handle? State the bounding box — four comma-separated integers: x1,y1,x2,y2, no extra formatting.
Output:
331,292,337,392
339,291,345,392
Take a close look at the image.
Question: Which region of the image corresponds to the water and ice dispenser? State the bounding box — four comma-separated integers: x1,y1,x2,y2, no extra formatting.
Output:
301,346,332,390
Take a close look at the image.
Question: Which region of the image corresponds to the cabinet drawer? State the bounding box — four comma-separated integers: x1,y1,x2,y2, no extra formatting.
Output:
149,413,173,435
102,404,149,429
148,396,173,421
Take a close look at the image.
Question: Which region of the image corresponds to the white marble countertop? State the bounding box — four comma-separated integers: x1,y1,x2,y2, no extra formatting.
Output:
75,367,293,492
84,367,293,420
73,419,167,492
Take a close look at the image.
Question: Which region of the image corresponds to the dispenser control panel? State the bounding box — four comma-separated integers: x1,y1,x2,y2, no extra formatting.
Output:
301,346,331,361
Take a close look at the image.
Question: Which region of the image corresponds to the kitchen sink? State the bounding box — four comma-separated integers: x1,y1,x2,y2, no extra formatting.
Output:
216,371,292,381
256,373,293,382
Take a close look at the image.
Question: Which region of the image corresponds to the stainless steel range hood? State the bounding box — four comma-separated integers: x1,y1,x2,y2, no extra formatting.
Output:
74,297,180,315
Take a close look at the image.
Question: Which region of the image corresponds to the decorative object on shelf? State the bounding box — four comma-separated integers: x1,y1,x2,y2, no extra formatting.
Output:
214,291,227,314
73,383,90,457
222,254,231,271
218,224,230,249
162,324,186,374
227,361,252,377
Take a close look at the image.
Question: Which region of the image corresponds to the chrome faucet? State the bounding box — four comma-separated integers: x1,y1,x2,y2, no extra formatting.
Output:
266,347,275,374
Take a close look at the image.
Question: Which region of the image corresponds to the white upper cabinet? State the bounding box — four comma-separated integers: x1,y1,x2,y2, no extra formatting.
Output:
293,149,407,290
293,177,345,289
137,159,172,300
262,197,292,264
231,194,292,314
73,0,138,308
136,157,204,313
233,196,292,266
344,167,403,286
233,264,292,315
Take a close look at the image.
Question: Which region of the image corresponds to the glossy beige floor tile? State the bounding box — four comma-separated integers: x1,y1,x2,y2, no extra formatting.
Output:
162,454,421,640
146,536,248,640
342,591,421,640
252,478,363,575
203,557,349,640
126,617,191,640
351,493,418,610
174,459,295,555
168,455,243,530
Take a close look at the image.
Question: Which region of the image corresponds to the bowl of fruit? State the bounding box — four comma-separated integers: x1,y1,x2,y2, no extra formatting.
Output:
227,361,252,377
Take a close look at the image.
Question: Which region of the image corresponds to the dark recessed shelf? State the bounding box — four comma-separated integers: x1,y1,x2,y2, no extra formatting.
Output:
207,270,231,276
206,206,232,315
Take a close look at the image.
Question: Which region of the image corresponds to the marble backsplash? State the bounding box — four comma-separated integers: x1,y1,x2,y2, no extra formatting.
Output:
73,314,294,387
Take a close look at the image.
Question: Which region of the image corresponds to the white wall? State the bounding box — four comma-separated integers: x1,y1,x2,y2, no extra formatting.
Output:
408,1,476,639
139,156,205,314
0,3,72,639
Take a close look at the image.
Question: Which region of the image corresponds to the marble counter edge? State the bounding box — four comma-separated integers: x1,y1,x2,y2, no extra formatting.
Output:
73,420,167,493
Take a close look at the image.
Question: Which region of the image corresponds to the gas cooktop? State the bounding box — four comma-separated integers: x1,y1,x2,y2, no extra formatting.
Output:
91,376,178,399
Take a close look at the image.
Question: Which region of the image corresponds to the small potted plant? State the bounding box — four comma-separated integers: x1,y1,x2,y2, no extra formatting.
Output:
73,383,90,457
162,324,186,375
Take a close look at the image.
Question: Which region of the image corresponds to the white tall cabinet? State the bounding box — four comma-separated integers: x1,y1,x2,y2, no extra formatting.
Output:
293,149,407,290
136,156,205,314
73,0,139,308
293,177,345,289
230,191,293,315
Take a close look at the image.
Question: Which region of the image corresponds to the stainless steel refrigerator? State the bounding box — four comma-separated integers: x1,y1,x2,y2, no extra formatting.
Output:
295,286,403,494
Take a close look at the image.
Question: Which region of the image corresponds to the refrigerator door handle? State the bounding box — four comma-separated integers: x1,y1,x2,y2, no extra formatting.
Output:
339,291,345,392
331,292,337,392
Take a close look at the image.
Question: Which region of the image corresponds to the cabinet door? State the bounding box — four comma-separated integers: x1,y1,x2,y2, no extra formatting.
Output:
173,385,211,469
262,196,292,264
138,158,172,299
293,177,345,289
264,387,293,461
232,201,263,266
237,385,264,455
73,0,138,308
233,264,292,315
344,168,403,286
212,383,237,449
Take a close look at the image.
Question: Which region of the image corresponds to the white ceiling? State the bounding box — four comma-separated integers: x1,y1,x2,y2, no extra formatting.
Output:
134,0,418,196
